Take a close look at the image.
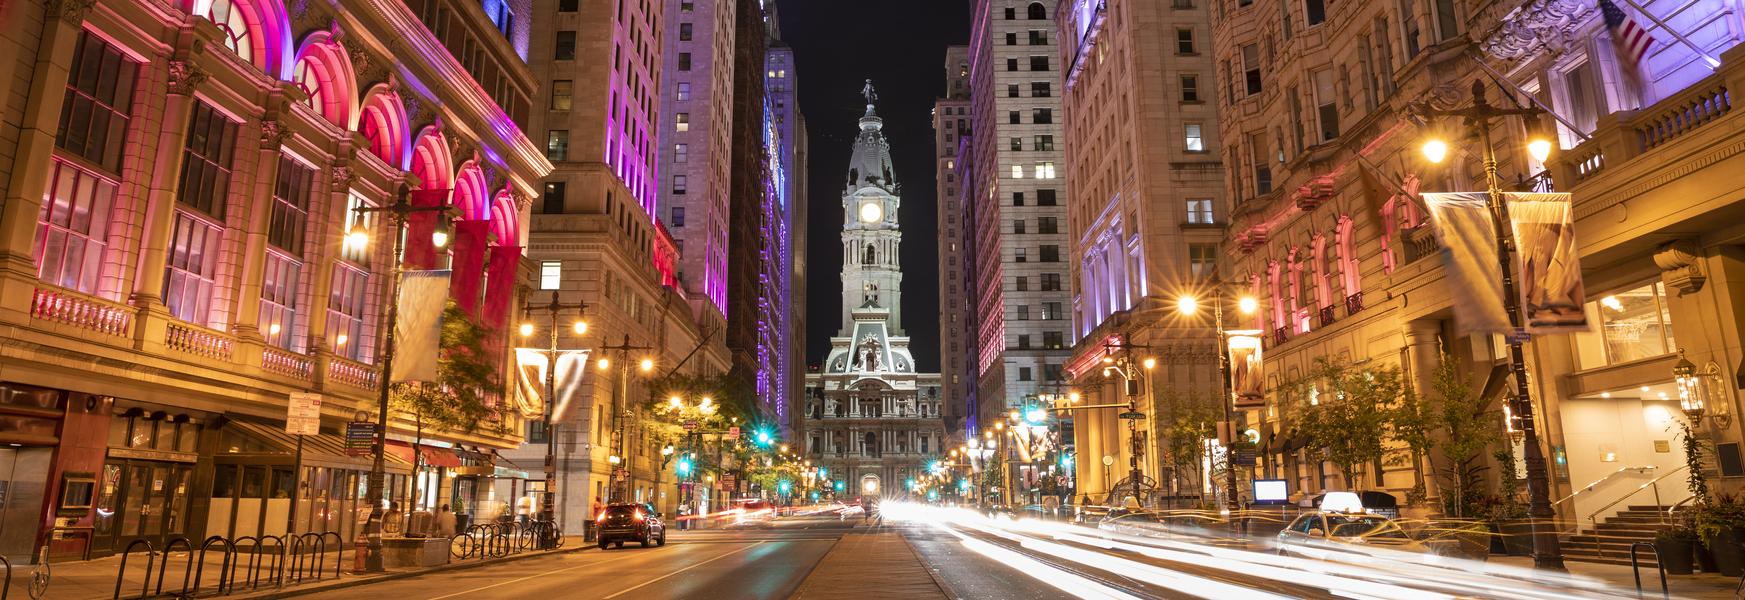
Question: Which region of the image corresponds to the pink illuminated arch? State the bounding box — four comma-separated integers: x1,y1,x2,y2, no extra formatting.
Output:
358,86,410,167
292,32,356,127
409,127,454,192
489,190,520,247
452,162,489,222
190,0,294,78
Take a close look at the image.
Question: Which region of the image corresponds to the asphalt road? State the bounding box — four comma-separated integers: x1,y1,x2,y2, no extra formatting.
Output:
301,519,852,600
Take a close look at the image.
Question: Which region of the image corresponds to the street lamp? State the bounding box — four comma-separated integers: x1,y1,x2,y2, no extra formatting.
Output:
348,183,453,572
1176,286,1258,522
1412,79,1564,571
596,334,656,503
519,290,590,549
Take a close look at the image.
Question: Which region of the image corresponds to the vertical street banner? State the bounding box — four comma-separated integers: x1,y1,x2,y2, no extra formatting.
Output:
1227,330,1265,408
514,348,593,421
1507,193,1589,333
1423,193,1510,335
392,269,452,383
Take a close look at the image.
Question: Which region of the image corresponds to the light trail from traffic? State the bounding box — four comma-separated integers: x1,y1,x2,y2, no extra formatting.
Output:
879,502,1645,599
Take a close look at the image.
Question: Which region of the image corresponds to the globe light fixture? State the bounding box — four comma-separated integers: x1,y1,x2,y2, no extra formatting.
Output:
1422,139,1449,164
519,323,535,337
1527,137,1553,163
597,358,611,371
1238,296,1260,315
1177,295,1199,316
573,321,588,335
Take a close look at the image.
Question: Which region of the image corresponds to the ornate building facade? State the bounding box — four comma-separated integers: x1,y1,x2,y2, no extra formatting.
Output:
804,86,946,498
0,0,546,560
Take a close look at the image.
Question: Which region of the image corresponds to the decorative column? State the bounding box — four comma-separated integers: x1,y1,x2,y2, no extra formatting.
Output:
1403,319,1442,505
308,148,357,383
0,0,96,315
130,51,209,352
231,94,292,347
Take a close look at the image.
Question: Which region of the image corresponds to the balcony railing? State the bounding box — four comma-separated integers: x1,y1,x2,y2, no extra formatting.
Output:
30,286,132,338
164,321,234,361
1554,48,1742,190
262,347,314,381
327,356,379,391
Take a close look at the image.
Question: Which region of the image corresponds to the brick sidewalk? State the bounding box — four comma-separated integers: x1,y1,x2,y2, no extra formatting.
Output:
1486,555,1741,599
3,536,588,600
788,530,946,599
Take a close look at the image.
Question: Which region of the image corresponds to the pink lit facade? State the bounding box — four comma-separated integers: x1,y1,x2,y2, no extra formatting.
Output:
0,0,548,559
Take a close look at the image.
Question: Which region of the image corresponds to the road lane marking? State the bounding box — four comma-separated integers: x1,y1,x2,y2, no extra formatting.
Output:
425,551,645,600
599,542,765,599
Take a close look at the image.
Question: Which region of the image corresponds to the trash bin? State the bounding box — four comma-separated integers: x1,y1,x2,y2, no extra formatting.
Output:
583,520,597,542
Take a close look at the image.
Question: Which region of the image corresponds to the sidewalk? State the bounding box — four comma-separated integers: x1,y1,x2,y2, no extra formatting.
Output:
1487,555,1741,599
4,536,587,600
788,530,946,599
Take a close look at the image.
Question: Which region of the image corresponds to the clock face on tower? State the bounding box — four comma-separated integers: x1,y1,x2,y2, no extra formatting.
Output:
858,201,883,223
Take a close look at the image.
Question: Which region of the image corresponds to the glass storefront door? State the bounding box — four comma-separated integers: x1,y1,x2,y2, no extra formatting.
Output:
97,459,193,554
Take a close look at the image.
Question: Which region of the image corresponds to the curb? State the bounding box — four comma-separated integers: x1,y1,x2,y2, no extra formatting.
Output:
228,543,592,600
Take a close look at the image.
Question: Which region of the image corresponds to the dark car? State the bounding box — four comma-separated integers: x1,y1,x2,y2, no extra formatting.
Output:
596,503,666,549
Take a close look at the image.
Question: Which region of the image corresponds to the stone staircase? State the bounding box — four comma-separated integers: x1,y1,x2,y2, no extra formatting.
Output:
1560,505,1673,566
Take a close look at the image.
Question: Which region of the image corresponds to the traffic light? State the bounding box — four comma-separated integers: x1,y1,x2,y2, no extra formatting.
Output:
1060,454,1075,469
778,480,792,495
754,428,774,447
833,480,845,492
676,455,694,476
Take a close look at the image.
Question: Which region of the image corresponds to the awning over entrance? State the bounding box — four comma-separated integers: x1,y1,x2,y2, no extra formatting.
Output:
383,440,464,469
222,420,413,474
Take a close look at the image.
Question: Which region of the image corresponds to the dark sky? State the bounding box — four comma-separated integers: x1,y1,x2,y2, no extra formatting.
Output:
777,0,970,373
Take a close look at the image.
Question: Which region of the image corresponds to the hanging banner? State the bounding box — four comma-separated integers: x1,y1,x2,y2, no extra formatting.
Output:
1227,330,1265,408
1423,193,1510,335
1507,193,1589,333
391,270,452,383
514,348,593,422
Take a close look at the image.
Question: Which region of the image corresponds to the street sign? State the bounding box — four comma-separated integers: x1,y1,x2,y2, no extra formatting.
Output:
286,393,322,436
343,421,375,456
683,420,699,432
1505,329,1532,344
726,426,740,441
1118,411,1146,420
1231,448,1257,467
720,474,737,491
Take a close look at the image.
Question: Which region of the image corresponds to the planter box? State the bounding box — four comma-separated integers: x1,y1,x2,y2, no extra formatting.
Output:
382,537,450,568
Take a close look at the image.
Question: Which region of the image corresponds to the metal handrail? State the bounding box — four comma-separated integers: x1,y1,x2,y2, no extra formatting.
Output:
1586,465,1689,525
1553,465,1658,507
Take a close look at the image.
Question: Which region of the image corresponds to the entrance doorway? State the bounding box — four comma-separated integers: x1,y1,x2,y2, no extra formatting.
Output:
0,448,51,561
93,459,193,554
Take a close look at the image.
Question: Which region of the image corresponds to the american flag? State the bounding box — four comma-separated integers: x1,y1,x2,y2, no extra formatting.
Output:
1600,0,1656,65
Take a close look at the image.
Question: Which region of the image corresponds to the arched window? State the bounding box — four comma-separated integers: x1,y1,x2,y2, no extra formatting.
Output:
1027,2,1047,19
864,243,875,265
207,0,255,64
294,59,321,106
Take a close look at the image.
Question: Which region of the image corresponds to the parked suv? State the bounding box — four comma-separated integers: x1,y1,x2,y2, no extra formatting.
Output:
596,503,667,549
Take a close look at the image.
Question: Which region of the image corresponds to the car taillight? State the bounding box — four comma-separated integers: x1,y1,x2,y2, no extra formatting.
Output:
596,511,607,524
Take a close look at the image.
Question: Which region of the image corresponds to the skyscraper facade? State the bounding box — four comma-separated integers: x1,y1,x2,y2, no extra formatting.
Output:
935,46,974,433
767,20,810,436
658,0,736,319
1057,0,1227,501
965,0,1073,433
520,0,730,530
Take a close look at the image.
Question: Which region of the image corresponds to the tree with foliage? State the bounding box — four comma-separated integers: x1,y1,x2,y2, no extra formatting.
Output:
1285,359,1404,491
1161,400,1217,499
1414,355,1504,518
386,303,506,509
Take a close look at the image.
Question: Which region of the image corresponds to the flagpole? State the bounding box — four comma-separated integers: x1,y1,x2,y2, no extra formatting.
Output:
1615,0,1721,67
1464,49,1592,141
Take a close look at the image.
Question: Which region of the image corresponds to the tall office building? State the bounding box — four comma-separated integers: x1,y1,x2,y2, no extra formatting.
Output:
520,0,730,531
766,10,810,436
935,46,974,433
658,0,736,321
965,0,1073,433
1056,0,1227,501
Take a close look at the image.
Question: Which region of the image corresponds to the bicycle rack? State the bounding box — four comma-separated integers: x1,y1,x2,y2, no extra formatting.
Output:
111,539,154,600
152,536,194,598
192,535,235,596
1629,541,1669,600
0,553,13,600
318,531,343,579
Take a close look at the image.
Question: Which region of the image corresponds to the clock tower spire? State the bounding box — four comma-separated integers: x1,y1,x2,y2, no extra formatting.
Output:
839,79,904,336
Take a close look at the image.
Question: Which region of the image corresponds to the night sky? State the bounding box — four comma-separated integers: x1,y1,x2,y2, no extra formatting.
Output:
777,0,970,373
